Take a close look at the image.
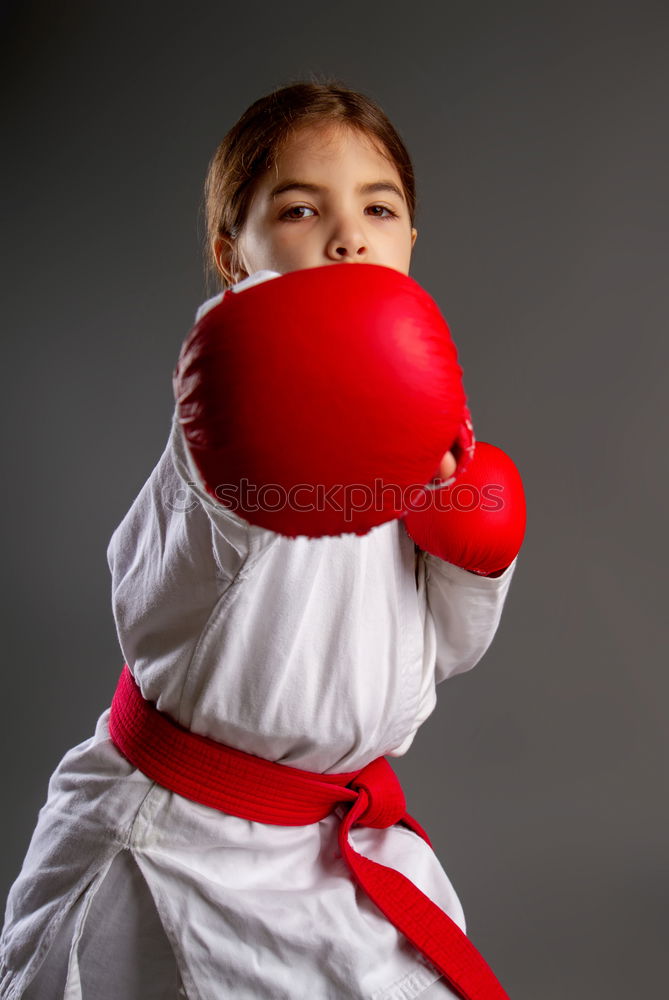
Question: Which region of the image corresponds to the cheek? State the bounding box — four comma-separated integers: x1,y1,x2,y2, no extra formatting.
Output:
392,232,413,259
237,224,275,267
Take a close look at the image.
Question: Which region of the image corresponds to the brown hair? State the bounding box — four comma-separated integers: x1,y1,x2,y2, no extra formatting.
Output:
202,77,417,292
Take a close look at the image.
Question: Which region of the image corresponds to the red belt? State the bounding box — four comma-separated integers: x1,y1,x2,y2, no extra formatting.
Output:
109,664,510,1000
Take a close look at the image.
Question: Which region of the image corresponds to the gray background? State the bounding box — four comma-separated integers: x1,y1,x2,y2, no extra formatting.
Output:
2,1,667,996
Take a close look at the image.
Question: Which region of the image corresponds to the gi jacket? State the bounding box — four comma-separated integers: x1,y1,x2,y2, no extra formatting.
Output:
0,277,518,1000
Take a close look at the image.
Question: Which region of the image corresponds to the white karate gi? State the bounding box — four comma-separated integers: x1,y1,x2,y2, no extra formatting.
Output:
0,273,518,1000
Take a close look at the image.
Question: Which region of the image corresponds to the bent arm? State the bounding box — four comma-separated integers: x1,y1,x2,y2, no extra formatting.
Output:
423,551,517,684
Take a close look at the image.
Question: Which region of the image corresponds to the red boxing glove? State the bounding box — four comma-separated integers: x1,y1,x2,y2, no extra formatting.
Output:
174,264,473,539
403,441,526,576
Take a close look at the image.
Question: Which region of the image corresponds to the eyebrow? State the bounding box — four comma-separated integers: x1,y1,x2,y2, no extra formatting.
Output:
268,179,406,203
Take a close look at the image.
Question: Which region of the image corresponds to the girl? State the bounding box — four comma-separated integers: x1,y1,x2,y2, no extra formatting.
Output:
0,80,520,1000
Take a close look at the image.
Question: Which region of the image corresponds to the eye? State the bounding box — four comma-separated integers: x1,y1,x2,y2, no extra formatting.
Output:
366,204,399,219
280,205,316,221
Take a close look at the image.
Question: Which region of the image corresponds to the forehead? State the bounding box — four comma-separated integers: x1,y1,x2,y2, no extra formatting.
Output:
267,122,398,180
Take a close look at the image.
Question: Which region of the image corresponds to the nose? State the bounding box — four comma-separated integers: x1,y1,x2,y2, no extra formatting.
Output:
326,217,368,262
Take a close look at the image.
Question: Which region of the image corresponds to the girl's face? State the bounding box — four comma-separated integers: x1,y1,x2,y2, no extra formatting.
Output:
216,123,417,282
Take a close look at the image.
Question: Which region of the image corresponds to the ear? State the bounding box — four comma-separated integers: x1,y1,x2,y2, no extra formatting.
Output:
213,236,235,284
411,227,418,248
213,236,250,285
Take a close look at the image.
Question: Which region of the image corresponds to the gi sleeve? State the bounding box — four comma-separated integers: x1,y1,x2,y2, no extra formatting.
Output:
168,406,278,580
165,276,284,579
422,551,518,684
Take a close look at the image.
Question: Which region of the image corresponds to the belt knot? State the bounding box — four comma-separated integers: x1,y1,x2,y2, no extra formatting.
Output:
347,757,406,829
